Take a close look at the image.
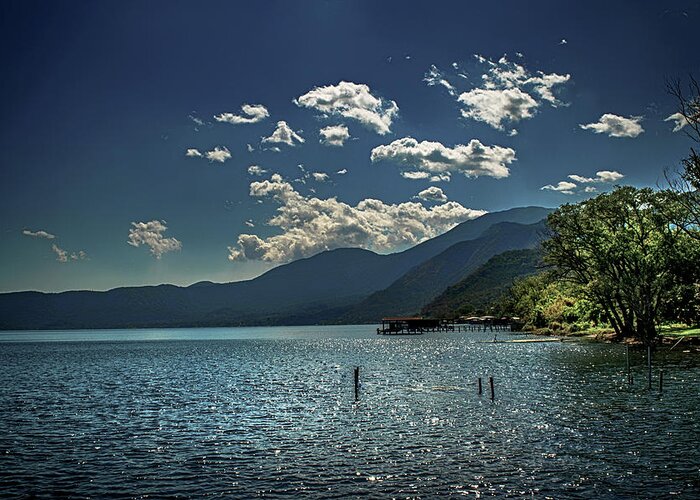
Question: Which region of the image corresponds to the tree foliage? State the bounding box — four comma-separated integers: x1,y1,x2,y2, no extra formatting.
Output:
666,76,700,239
490,78,700,341
542,187,694,344
496,271,600,333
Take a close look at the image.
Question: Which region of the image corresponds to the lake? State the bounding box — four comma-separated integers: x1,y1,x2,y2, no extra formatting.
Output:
1,326,699,497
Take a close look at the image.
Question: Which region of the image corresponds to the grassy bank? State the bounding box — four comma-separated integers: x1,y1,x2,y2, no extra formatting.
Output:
659,325,700,338
524,324,700,346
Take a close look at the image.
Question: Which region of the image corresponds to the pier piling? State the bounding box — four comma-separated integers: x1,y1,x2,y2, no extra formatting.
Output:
659,370,663,393
354,366,360,400
647,345,652,390
478,377,482,395
626,345,632,385
489,376,494,401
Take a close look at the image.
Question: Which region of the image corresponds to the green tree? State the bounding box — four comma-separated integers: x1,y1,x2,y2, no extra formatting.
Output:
543,187,687,344
498,271,598,332
660,224,700,326
666,76,700,238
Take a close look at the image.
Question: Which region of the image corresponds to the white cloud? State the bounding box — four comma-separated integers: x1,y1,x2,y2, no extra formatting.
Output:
248,165,268,176
567,171,624,184
203,146,231,163
416,186,448,202
188,115,205,127
559,39,568,45
400,171,431,180
579,114,644,138
541,181,577,195
295,81,399,135
371,137,515,179
51,244,86,263
480,55,569,106
71,250,87,261
23,229,55,239
291,165,331,184
401,171,452,182
185,148,202,157
319,124,350,146
567,174,595,183
127,220,182,259
457,87,538,130
424,65,456,96
246,143,255,153
214,104,269,125
545,170,624,196
227,174,486,262
481,56,528,88
52,244,68,263
430,173,452,183
24,230,87,262
336,168,348,175
245,220,255,228
262,121,305,146
594,170,624,183
665,112,690,132
452,55,569,131
527,72,571,104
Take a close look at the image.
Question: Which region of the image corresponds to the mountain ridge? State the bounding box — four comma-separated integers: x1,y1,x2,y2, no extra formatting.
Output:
0,206,553,330
339,220,546,322
421,248,543,318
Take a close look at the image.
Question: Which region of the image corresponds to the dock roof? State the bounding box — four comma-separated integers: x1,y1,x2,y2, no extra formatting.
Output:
381,316,425,321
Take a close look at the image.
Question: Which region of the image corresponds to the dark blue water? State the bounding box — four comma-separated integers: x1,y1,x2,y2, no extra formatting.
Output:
1,326,699,498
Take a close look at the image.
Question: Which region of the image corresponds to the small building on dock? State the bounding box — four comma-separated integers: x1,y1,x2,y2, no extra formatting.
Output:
377,317,455,335
456,315,519,332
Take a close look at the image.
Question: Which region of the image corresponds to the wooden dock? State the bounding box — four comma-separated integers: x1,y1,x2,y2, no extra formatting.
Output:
377,315,521,335
377,317,455,335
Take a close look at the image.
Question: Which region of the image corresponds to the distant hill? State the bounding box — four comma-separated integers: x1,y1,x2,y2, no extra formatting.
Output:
0,206,552,330
421,248,543,318
0,247,403,329
339,220,546,322
389,206,551,268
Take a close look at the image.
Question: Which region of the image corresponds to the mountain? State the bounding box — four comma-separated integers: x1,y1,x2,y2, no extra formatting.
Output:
0,247,403,330
390,206,551,268
0,207,552,330
421,248,543,318
340,220,546,322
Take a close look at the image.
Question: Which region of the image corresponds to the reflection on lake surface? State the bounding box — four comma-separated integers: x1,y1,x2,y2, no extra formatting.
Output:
1,326,699,497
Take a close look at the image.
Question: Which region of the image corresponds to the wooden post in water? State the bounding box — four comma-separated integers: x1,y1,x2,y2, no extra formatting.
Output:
647,345,652,390
489,376,494,401
478,377,482,395
354,366,360,400
626,345,632,385
659,370,664,393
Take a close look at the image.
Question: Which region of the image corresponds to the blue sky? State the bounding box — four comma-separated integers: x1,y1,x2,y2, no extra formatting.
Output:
1,0,698,292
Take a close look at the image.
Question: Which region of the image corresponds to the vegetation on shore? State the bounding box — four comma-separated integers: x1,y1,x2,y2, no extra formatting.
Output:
421,248,542,319
493,78,700,345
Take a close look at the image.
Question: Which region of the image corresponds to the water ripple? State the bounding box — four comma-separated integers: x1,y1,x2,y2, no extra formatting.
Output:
1,329,699,497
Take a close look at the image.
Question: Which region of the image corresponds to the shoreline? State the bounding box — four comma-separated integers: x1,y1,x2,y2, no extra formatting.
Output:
523,326,700,351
